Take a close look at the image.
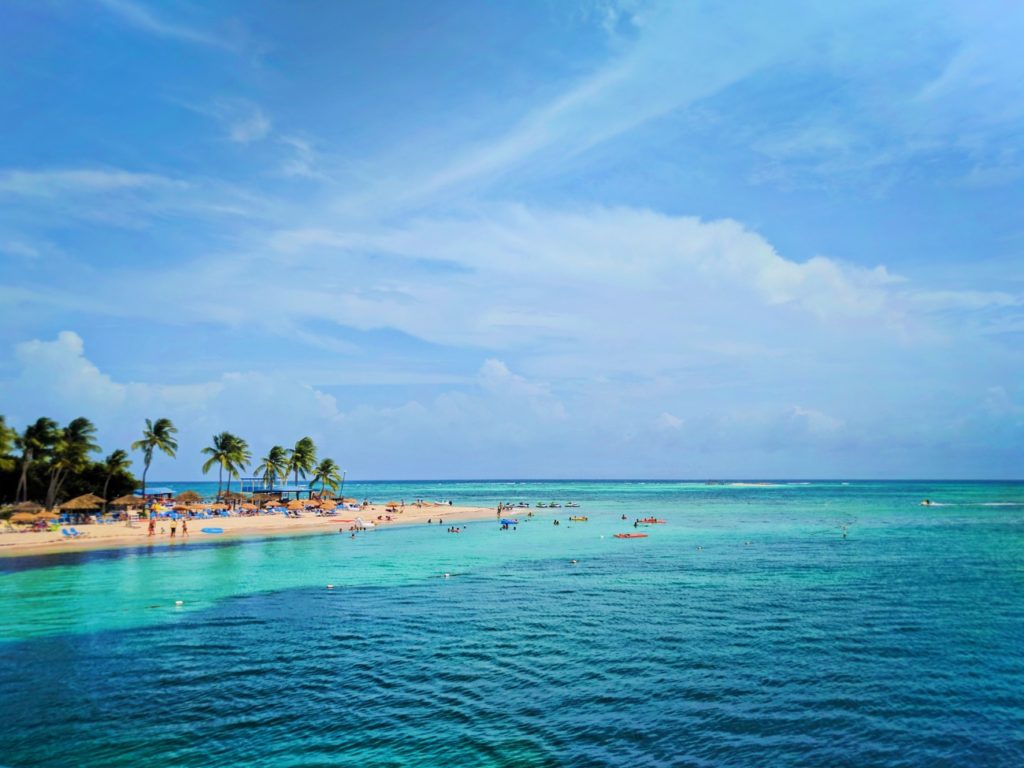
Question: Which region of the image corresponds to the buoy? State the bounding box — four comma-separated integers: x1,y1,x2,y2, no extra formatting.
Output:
174,600,183,606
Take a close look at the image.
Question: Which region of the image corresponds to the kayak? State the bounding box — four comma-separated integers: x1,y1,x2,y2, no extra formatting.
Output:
614,533,648,539
568,516,588,522
639,518,666,524
200,527,224,534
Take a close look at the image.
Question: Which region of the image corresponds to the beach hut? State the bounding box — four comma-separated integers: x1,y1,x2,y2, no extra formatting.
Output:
111,494,144,507
61,493,105,511
9,501,44,516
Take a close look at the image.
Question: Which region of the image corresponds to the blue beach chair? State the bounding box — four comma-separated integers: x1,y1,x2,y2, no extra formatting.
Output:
69,527,87,538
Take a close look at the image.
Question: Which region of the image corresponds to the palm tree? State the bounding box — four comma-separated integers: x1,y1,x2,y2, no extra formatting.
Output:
202,432,251,497
45,417,100,509
286,437,317,487
131,418,178,498
311,458,342,496
256,445,288,490
101,449,132,513
14,417,58,502
224,435,251,495
201,432,233,499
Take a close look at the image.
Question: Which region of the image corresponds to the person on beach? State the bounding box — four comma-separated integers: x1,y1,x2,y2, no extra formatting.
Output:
181,518,188,537
148,517,155,537
170,520,177,538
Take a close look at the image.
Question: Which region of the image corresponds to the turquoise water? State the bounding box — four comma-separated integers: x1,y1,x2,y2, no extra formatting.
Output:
1,480,1023,766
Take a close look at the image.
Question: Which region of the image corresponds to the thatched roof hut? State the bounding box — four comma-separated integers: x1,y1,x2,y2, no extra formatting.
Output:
11,501,44,513
110,494,144,507
61,493,105,510
176,490,204,503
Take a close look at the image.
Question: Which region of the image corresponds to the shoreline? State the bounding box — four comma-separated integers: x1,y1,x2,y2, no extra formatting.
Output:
0,503,496,558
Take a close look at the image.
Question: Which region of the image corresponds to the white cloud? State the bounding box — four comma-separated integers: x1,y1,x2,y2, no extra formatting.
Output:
229,107,271,144
0,169,183,197
96,0,241,51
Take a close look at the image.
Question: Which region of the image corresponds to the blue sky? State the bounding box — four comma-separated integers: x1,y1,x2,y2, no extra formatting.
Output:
1,0,1022,479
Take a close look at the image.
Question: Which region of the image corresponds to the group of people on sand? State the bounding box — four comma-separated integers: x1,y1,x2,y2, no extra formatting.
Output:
147,516,188,539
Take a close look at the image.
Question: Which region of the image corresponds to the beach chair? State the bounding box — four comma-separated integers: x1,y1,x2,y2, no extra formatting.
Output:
69,527,88,538
61,528,78,539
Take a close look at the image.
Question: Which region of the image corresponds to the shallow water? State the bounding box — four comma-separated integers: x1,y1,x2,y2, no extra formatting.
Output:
2,481,1023,766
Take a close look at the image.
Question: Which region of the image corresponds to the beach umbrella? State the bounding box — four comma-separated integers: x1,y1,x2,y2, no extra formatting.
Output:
221,491,248,501
319,500,337,511
176,490,203,503
306,499,321,508
61,493,105,511
342,497,358,504
287,500,304,510
10,512,37,524
210,503,229,511
240,503,257,510
11,501,44,513
386,500,400,507
110,494,144,507
172,504,190,512
34,510,58,522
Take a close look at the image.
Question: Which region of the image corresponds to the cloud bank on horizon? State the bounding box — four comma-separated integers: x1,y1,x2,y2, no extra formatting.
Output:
1,0,1022,479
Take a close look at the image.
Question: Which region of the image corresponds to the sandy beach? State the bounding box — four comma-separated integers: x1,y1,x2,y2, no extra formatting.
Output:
0,503,496,557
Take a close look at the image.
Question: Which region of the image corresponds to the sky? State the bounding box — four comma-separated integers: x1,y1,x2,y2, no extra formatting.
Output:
1,0,1022,480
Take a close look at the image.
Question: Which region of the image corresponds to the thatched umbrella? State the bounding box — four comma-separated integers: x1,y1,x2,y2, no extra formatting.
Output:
61,493,105,511
10,512,37,525
172,504,190,512
221,491,248,501
210,503,229,511
287,499,304,510
34,510,58,522
10,501,44,514
319,500,337,511
240,503,257,511
110,494,144,507
176,490,203,503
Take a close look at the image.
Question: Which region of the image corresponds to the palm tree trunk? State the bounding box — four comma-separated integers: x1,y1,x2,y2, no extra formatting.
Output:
102,473,111,514
218,464,223,499
45,468,61,510
16,457,30,503
141,461,149,498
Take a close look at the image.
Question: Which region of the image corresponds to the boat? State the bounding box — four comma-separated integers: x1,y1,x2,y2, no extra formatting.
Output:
565,502,580,508
568,515,588,522
638,517,666,524
536,502,547,508
614,533,648,539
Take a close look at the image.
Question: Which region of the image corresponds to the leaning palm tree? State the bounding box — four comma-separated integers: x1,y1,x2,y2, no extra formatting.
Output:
131,418,178,498
45,417,100,509
286,436,317,487
223,435,252,495
256,445,289,490
310,458,342,496
14,417,59,502
101,449,132,513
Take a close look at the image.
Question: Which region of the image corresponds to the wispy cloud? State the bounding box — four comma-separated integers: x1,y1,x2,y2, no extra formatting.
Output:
96,0,240,51
0,168,183,197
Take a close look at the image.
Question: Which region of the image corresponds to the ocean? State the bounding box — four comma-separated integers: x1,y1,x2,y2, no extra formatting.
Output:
1,480,1022,766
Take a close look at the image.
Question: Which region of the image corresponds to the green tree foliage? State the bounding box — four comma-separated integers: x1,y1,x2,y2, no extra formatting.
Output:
311,458,342,495
0,414,137,506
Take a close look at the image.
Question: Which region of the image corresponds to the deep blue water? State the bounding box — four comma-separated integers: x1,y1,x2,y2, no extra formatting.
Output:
1,480,1023,766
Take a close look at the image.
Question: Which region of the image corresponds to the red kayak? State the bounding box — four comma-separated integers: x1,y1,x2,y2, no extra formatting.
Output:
639,518,666,524
614,533,648,539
